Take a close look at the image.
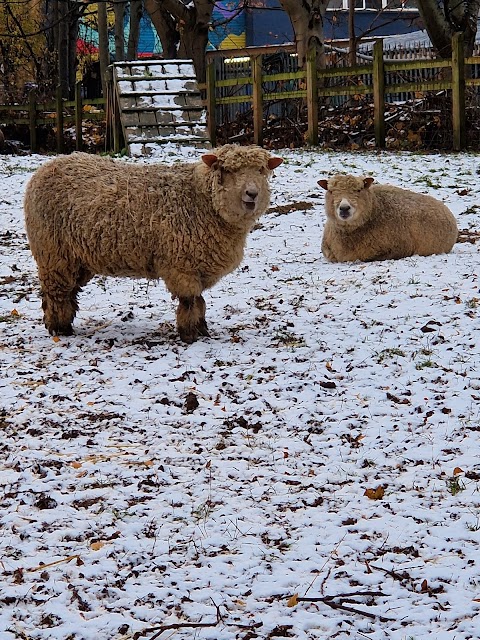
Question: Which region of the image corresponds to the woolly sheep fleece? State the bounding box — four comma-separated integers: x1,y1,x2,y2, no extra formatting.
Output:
318,174,458,263
24,145,283,343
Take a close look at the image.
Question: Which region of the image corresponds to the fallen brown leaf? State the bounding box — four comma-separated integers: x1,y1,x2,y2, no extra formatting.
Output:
364,486,385,500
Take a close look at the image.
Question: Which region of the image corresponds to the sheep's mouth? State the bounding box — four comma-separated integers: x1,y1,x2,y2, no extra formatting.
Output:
243,201,257,212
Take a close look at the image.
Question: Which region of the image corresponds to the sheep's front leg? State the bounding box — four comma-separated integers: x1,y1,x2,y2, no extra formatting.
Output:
39,265,92,336
176,295,209,343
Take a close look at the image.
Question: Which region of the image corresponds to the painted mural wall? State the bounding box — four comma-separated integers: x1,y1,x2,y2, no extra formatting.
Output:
78,1,423,62
209,1,246,50
245,0,422,45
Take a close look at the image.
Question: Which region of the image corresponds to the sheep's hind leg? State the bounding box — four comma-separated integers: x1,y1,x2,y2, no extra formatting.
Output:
176,295,209,343
39,266,92,336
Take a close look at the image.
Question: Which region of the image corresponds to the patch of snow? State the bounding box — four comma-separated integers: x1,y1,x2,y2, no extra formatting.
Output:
1,148,480,639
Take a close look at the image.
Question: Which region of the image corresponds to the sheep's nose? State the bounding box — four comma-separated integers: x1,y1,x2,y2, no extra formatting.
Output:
339,204,351,219
246,188,258,200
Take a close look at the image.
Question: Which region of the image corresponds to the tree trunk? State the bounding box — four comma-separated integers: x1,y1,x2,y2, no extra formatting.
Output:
147,0,214,84
348,0,356,66
416,0,480,57
68,4,80,99
128,0,144,60
58,0,69,98
114,0,126,62
177,10,212,84
98,1,110,96
144,0,179,59
278,0,328,69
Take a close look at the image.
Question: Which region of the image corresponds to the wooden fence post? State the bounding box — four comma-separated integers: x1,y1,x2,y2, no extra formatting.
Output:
28,89,37,153
105,66,114,152
75,80,83,151
451,32,466,151
373,39,385,149
252,55,263,146
206,59,216,147
373,39,385,148
56,85,64,154
113,87,123,154
306,46,318,145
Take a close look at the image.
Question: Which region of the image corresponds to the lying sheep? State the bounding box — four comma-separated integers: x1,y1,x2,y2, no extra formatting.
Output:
24,145,283,343
318,174,458,262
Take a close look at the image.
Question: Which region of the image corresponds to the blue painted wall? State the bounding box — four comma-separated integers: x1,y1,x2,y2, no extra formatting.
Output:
245,0,423,46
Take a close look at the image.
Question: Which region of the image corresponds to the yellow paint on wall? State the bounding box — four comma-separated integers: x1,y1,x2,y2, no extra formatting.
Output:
219,33,246,50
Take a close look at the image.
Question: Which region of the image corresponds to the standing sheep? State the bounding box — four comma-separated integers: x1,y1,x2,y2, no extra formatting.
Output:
24,145,283,343
318,174,458,263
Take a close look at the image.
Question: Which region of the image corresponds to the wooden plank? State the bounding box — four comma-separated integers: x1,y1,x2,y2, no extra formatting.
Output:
216,77,252,88
117,74,197,82
206,60,216,147
128,135,210,144
316,86,371,98
318,64,373,78
451,32,466,151
131,121,207,130
75,80,83,151
263,71,306,82
215,95,254,105
0,104,35,112
120,105,204,113
63,98,106,109
385,81,452,93
119,95,204,108
206,43,296,60
123,111,142,127
155,111,175,124
262,90,307,100
28,90,37,153
252,55,263,146
117,89,203,98
306,46,318,145
56,85,64,154
373,39,385,149
385,59,450,72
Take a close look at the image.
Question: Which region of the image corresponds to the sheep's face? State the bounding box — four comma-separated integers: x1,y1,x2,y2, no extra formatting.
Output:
202,149,283,227
318,175,375,228
219,166,271,222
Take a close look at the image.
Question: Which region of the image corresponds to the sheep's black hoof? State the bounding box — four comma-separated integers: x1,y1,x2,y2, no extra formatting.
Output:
178,318,210,343
197,319,210,337
178,328,197,344
48,324,74,337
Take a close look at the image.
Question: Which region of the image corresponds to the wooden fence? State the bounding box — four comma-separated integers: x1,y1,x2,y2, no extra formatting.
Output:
0,81,106,153
205,33,473,151
0,34,477,153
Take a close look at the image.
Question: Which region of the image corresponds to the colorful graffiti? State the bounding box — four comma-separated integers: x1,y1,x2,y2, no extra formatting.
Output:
209,1,246,50
78,3,247,61
77,2,421,61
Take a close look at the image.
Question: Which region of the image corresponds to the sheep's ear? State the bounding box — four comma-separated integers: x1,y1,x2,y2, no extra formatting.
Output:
268,157,283,170
202,153,218,168
317,179,329,190
364,177,375,189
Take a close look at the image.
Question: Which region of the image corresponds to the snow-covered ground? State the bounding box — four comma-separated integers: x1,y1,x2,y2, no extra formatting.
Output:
1,146,480,640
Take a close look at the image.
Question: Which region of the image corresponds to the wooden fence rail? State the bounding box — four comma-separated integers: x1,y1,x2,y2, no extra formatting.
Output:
206,33,473,151
0,81,106,153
